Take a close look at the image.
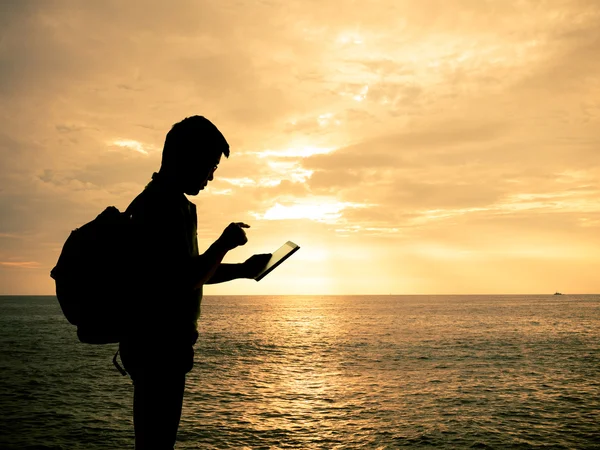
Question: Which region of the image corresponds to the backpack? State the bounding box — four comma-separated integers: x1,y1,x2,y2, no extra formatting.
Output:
50,201,141,346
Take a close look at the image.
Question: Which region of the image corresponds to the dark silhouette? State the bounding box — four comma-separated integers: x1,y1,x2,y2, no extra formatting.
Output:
119,116,270,449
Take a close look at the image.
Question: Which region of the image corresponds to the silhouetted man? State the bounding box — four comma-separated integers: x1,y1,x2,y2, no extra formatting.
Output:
119,116,270,449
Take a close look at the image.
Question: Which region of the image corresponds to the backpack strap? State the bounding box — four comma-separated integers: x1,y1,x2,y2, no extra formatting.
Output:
113,349,128,376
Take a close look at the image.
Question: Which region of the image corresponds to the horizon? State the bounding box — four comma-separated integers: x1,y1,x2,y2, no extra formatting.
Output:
1,1,600,295
1,292,597,297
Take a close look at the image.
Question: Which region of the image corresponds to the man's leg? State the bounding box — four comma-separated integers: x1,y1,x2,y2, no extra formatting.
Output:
120,339,195,449
132,372,186,450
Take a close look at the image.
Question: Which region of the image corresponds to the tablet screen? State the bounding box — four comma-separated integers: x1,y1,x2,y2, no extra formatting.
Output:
254,241,300,281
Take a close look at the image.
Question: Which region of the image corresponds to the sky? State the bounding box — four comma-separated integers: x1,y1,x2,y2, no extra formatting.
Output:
1,0,599,295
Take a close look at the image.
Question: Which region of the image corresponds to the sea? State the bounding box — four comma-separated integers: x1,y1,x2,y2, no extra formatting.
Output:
0,295,598,449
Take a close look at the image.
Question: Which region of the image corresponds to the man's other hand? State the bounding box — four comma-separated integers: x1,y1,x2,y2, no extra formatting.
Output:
241,253,272,279
218,222,250,250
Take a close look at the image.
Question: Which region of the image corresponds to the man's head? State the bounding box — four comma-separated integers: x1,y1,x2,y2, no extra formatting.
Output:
160,116,230,195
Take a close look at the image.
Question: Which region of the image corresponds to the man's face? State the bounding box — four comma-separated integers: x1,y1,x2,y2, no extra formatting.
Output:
182,153,221,196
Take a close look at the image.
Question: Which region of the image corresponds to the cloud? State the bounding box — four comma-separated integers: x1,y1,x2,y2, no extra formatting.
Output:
0,261,40,269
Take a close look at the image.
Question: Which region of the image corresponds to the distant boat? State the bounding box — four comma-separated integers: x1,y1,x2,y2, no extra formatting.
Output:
553,292,563,295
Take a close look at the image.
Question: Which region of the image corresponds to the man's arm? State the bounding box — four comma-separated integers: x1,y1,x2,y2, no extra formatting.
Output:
190,223,252,289
205,263,244,284
205,254,272,285
190,241,230,289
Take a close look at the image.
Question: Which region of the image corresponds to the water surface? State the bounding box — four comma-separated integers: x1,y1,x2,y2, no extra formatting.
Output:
0,295,598,449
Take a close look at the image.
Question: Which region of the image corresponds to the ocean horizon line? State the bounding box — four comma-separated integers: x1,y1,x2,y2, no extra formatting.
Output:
0,293,598,297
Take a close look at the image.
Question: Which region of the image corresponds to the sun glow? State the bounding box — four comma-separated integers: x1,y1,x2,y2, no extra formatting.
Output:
337,32,364,45
253,199,367,223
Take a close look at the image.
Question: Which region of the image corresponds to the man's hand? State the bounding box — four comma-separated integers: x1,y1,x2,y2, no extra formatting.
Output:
241,253,272,279
217,222,250,250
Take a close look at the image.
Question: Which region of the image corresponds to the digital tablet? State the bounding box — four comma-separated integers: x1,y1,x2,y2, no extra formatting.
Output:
254,241,300,281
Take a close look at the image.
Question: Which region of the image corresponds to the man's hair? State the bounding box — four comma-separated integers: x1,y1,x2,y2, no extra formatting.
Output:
161,116,229,169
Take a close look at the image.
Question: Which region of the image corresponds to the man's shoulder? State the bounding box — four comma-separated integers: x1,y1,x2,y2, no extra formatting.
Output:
131,184,185,220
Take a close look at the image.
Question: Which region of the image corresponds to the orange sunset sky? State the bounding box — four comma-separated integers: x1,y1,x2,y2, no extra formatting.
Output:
1,1,599,295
